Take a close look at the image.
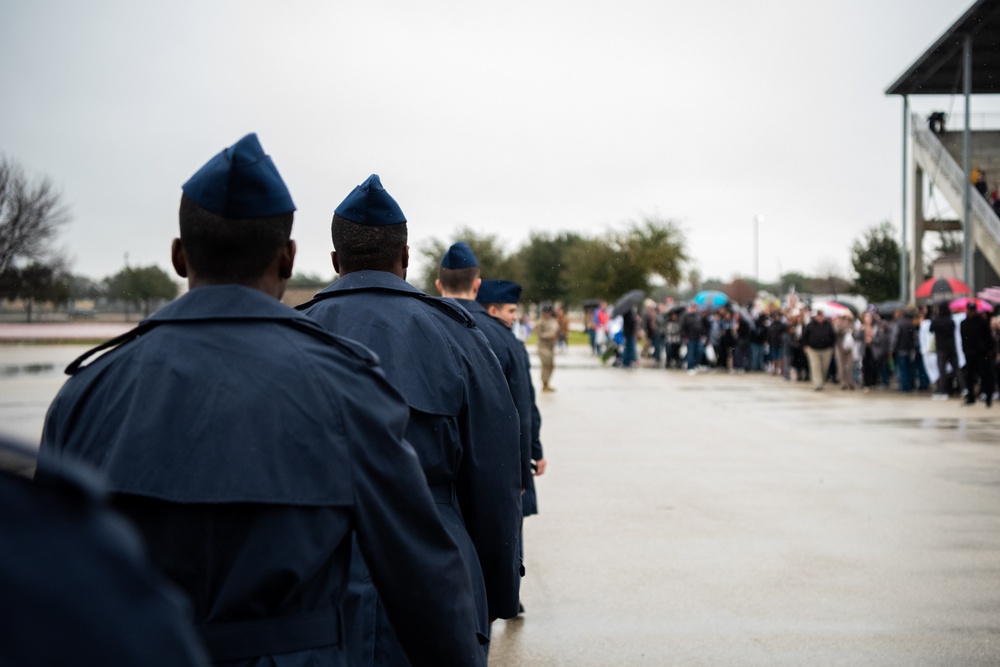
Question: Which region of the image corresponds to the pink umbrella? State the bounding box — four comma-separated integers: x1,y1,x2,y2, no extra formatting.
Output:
949,297,994,314
978,286,1000,304
810,301,852,317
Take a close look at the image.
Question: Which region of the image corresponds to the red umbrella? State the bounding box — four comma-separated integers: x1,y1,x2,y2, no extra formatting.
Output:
948,297,994,314
915,277,971,299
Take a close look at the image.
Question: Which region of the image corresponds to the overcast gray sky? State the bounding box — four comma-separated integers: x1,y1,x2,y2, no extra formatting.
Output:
2,0,996,286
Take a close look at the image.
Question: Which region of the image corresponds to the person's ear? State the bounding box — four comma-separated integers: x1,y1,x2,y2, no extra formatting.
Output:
278,240,296,280
170,239,188,278
472,277,482,296
401,245,409,270
434,279,444,296
331,251,341,275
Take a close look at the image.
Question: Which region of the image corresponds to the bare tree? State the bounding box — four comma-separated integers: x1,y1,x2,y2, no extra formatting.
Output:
0,156,69,274
813,258,853,297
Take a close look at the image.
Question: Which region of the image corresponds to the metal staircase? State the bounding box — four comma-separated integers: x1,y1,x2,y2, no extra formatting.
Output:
910,115,1000,282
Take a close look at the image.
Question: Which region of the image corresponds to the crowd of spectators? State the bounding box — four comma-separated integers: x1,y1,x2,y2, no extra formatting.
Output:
586,296,1000,407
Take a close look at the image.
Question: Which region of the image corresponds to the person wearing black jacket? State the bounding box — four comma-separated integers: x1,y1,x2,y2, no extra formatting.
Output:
929,303,965,398
890,309,918,392
680,304,707,373
767,314,786,376
802,309,836,390
960,303,995,407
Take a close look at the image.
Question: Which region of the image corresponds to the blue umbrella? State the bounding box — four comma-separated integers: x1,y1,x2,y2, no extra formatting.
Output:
693,290,729,310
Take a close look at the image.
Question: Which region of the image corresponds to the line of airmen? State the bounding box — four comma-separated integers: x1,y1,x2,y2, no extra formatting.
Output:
8,133,546,666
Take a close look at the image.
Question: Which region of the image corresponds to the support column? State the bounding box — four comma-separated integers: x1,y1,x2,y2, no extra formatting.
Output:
912,166,925,299
901,96,909,302
962,35,973,290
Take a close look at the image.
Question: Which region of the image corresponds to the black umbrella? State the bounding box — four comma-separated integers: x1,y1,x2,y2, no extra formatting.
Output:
875,301,906,318
611,290,644,318
729,303,757,332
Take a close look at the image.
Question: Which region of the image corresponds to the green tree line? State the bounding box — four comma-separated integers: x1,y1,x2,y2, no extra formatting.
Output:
416,217,688,304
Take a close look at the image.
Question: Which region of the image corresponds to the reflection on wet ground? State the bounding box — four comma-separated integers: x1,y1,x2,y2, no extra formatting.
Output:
0,363,58,377
0,345,88,444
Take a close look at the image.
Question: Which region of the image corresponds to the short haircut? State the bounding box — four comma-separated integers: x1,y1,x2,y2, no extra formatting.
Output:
438,265,480,292
331,214,407,273
179,195,292,282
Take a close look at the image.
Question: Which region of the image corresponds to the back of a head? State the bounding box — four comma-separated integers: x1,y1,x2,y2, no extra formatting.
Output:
938,302,952,318
331,215,407,273
180,197,292,282
179,133,295,283
438,241,480,293
330,174,408,274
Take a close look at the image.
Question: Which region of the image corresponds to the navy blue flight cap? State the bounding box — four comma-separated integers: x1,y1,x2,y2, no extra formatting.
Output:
477,280,522,305
334,174,407,225
441,242,479,269
181,133,295,218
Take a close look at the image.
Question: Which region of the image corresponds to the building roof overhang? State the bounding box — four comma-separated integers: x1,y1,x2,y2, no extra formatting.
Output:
886,0,1000,96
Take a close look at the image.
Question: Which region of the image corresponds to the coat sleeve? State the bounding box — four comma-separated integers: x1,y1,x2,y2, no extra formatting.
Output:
505,344,535,490
339,366,485,667
455,331,523,619
523,349,544,462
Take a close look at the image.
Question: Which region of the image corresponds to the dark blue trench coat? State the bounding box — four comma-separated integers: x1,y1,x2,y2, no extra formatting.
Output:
456,299,543,516
39,285,483,667
298,272,523,666
1,435,209,666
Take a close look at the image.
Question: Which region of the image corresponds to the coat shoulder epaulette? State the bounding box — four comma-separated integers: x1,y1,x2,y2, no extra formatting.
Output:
297,288,476,329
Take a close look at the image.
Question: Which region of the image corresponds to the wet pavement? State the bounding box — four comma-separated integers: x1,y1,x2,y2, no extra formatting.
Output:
3,342,1000,664
496,346,1000,666
0,345,87,444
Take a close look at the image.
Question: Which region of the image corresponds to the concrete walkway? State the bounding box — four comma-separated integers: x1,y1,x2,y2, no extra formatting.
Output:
495,346,1000,666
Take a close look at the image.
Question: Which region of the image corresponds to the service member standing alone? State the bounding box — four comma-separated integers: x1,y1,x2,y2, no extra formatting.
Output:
39,136,483,667
298,176,522,666
537,304,559,392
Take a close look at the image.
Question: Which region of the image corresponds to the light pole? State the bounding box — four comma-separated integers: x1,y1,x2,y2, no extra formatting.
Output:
753,214,764,282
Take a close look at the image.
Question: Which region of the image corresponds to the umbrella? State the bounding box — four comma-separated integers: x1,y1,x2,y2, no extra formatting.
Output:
948,297,994,314
978,286,1000,304
810,301,853,317
828,300,859,316
728,303,757,330
692,290,729,310
611,289,644,318
915,277,971,299
875,301,907,318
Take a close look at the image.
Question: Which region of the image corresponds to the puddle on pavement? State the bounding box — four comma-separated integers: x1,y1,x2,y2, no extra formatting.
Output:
866,417,998,444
